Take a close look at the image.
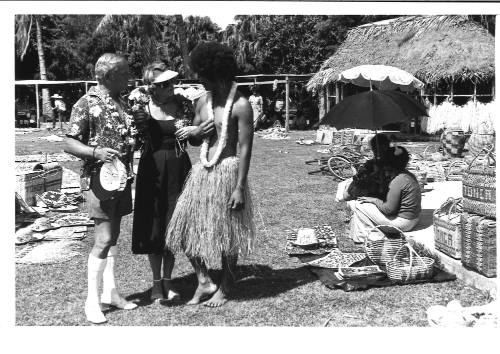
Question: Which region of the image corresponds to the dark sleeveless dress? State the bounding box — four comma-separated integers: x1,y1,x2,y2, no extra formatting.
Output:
132,118,192,254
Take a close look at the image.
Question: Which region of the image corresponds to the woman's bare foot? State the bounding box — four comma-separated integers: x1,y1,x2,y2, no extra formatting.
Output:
203,288,228,307
187,282,217,305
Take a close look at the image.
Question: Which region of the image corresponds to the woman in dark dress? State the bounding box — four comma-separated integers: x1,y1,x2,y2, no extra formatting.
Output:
132,62,195,302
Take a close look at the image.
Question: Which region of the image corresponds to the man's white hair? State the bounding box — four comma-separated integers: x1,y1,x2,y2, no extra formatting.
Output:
95,53,127,82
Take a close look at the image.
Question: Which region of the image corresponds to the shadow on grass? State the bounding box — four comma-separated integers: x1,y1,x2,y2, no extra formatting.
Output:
125,264,315,306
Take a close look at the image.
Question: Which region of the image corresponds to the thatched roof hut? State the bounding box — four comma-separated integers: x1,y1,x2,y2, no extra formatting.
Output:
307,15,495,91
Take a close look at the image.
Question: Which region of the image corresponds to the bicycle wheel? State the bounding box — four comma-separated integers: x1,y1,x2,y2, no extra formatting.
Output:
327,155,357,180
305,157,329,166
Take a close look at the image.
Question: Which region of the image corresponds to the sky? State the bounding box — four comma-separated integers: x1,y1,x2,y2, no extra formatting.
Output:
203,12,238,29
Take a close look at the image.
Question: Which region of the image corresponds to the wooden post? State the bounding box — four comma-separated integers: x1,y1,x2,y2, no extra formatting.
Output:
340,83,344,101
492,79,495,99
335,81,340,104
35,84,40,128
450,81,454,101
473,81,477,103
433,83,437,105
85,82,88,93
325,84,331,113
369,79,373,91
285,76,290,133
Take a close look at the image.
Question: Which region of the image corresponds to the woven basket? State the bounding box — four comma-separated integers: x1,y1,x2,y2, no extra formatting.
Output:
425,163,446,182
34,162,63,192
462,154,496,219
460,212,497,278
16,171,45,206
446,160,468,181
341,129,356,145
386,243,435,283
433,198,462,259
467,126,495,157
364,225,406,267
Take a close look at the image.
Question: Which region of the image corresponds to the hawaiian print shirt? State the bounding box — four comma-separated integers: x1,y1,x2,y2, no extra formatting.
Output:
66,86,134,190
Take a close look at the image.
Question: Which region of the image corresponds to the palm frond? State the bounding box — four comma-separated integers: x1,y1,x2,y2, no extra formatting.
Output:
15,14,33,61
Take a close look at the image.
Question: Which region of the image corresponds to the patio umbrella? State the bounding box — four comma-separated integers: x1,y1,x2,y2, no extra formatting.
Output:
320,90,428,130
338,65,424,92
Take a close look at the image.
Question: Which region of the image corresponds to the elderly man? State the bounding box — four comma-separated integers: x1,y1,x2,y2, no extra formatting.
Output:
64,53,137,324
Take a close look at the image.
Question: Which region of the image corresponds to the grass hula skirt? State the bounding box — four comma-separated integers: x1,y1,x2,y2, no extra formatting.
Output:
165,156,255,265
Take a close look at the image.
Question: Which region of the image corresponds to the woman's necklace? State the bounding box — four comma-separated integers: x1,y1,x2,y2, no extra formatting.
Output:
200,82,237,168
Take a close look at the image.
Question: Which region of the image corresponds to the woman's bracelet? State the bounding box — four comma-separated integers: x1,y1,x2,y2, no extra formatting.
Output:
92,146,98,160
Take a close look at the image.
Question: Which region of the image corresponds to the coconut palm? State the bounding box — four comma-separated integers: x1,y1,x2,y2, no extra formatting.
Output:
224,15,265,72
15,15,52,118
95,14,196,78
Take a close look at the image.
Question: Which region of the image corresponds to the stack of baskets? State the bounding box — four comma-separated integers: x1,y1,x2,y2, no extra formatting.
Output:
460,154,496,277
365,225,435,284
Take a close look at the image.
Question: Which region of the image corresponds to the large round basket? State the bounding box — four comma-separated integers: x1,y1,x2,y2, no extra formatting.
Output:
386,243,435,284
364,225,406,266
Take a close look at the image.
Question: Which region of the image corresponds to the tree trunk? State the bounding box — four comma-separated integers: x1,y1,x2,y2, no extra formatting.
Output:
175,15,194,79
36,17,51,120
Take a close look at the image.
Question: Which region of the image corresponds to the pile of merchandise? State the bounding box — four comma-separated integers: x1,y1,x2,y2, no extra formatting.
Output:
259,122,289,140
432,155,496,278
422,100,496,135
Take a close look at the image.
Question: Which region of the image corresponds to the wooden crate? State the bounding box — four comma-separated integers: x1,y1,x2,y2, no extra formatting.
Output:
16,171,45,206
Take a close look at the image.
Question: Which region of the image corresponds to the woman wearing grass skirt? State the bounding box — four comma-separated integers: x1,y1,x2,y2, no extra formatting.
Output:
131,62,195,302
165,42,256,307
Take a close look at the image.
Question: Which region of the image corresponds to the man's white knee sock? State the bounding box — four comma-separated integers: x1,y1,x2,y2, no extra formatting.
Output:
85,253,107,323
101,246,137,310
102,245,118,295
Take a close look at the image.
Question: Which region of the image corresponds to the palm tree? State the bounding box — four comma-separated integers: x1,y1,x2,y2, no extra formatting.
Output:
95,14,196,78
224,15,266,73
174,15,194,78
15,15,52,118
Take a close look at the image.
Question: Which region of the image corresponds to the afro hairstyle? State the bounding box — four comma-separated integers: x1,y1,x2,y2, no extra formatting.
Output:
189,41,238,82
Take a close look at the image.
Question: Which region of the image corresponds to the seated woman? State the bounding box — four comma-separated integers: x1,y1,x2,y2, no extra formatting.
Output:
347,146,422,243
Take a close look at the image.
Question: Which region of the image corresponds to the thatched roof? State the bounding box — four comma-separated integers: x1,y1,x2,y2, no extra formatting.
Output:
307,15,495,91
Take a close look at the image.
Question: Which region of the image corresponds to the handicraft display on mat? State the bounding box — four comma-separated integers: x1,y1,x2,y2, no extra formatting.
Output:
285,225,337,256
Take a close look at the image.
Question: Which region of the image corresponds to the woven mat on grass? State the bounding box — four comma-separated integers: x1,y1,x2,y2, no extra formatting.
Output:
15,241,83,265
297,254,456,292
306,249,366,269
35,226,87,241
285,225,337,256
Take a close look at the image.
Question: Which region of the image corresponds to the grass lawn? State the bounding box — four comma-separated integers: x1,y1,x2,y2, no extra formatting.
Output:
15,128,492,326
